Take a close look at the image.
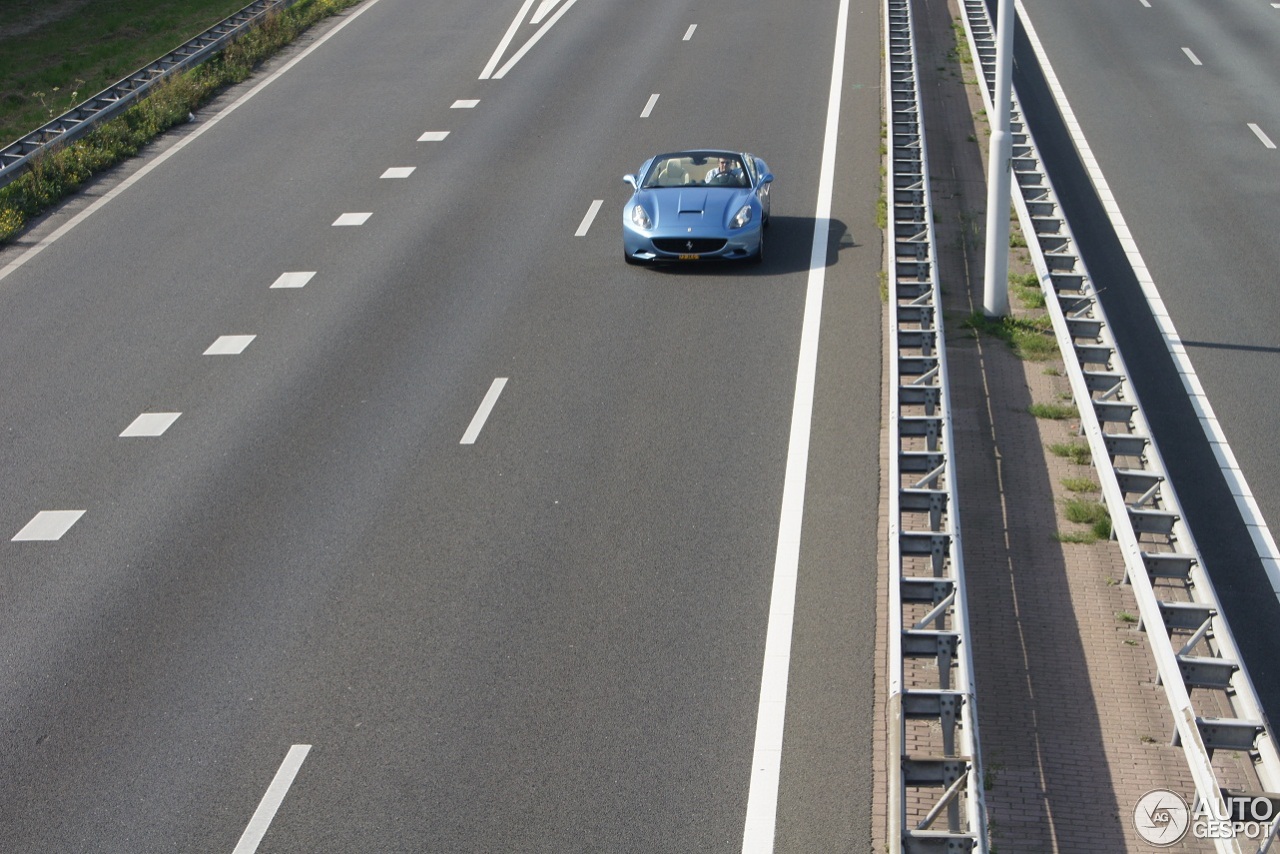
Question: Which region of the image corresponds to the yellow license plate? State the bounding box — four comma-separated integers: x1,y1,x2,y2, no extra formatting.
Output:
678,254,699,260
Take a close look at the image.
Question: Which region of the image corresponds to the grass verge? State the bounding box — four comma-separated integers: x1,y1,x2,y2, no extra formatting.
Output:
0,0,363,244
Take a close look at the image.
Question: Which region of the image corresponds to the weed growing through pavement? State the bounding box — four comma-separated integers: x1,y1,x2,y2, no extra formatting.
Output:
1049,441,1091,465
1009,271,1046,308
1028,402,1077,420
1062,477,1098,493
962,311,1058,360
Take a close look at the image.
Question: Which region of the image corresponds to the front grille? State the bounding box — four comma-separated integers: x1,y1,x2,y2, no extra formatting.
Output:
653,237,726,254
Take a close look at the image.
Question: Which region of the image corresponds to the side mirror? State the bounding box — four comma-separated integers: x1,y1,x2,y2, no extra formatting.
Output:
760,173,775,185
623,174,637,189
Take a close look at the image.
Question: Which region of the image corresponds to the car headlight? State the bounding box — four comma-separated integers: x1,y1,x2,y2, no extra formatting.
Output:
731,204,753,229
631,205,652,230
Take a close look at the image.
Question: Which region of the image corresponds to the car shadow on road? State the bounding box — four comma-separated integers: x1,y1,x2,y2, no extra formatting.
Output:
639,216,856,277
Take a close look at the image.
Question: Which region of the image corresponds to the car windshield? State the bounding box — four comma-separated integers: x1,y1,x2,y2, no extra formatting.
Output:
641,154,750,189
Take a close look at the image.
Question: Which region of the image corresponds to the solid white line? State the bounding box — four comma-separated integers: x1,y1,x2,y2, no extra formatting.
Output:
0,0,388,288
332,212,371,227
1248,123,1277,149
120,412,181,437
1182,47,1202,66
1138,0,1151,7
380,167,415,179
12,510,85,542
232,744,311,854
640,94,660,118
480,0,540,79
418,131,449,142
684,24,698,41
741,0,848,851
451,99,479,109
460,378,508,445
270,271,315,289
575,200,603,236
205,335,255,355
491,0,582,80
1016,0,1280,597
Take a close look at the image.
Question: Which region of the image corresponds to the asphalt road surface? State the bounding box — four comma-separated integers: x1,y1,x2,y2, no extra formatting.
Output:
0,0,885,851
1011,0,1280,720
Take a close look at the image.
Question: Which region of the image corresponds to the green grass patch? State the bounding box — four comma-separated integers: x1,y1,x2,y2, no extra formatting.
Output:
1009,271,1046,308
961,311,1058,360
1065,498,1108,525
1049,441,1091,465
1028,402,1077,420
1064,498,1112,540
1,0,364,244
1054,530,1099,545
950,19,973,66
0,0,252,147
1062,476,1098,493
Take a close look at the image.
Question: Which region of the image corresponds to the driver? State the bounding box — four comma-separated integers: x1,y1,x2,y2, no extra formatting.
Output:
705,156,745,186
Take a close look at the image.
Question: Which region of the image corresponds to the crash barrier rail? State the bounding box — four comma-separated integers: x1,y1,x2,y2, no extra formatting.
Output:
957,1,1280,850
0,0,299,191
884,0,989,850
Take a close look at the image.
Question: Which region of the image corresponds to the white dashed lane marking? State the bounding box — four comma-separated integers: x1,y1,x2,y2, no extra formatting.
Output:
270,272,315,289
232,745,312,854
641,94,660,118
380,167,416,179
418,131,449,142
120,412,182,437
332,212,372,227
205,335,256,355
684,24,697,40
575,200,603,236
451,99,479,109
1249,123,1277,149
13,510,85,542
1181,47,1202,66
461,378,508,445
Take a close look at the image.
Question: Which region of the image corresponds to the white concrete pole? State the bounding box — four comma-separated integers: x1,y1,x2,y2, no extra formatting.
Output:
982,0,1015,317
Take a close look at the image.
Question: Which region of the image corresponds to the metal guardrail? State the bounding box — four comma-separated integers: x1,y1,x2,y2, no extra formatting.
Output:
957,2,1280,850
885,0,988,850
0,0,298,191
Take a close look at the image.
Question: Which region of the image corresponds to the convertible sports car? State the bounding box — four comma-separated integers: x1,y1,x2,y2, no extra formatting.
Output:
622,149,773,265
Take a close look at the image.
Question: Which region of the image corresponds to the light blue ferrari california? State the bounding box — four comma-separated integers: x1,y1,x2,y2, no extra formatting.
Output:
622,149,773,265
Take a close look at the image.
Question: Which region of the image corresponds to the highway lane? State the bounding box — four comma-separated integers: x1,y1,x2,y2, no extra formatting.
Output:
1009,0,1280,717
0,0,884,850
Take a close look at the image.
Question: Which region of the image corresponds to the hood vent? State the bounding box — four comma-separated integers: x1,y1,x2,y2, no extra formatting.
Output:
677,190,708,214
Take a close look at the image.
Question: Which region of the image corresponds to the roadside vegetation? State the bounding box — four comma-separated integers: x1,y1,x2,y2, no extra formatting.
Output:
0,0,363,244
0,0,251,146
